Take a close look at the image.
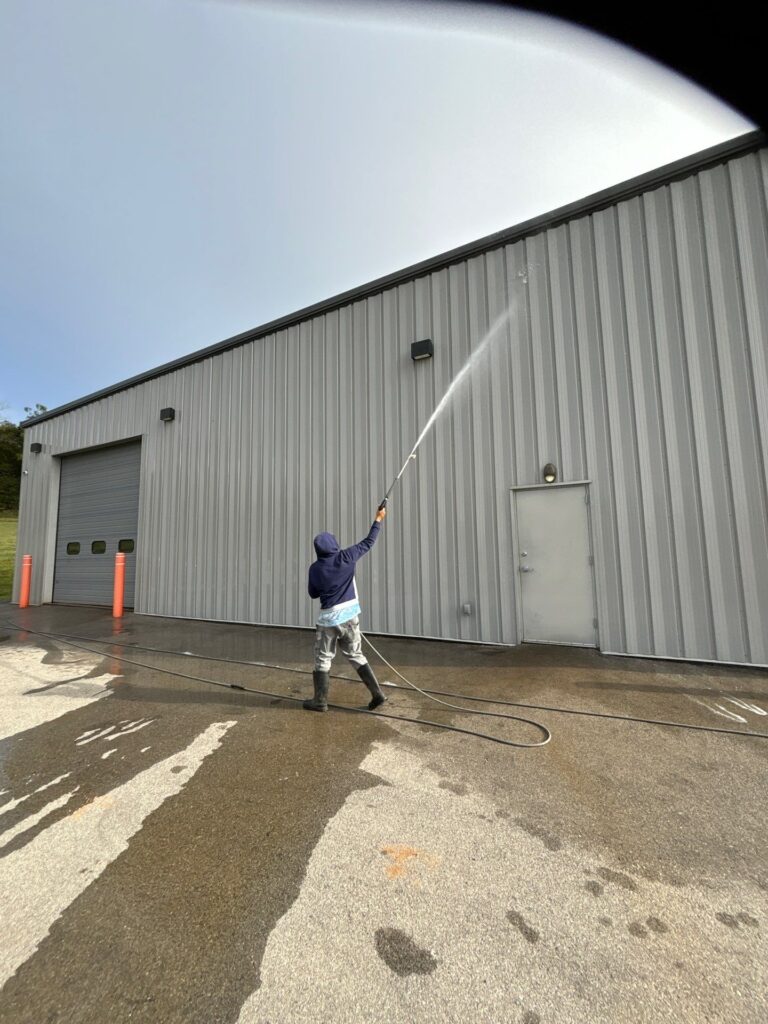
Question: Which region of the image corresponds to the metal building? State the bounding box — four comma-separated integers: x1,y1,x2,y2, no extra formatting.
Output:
16,131,768,668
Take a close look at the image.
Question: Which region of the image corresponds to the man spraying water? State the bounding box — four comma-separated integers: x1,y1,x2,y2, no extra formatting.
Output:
304,505,388,712
304,309,512,714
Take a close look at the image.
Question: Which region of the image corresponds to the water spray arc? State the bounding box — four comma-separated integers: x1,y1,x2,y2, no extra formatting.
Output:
367,306,546,739
378,307,513,510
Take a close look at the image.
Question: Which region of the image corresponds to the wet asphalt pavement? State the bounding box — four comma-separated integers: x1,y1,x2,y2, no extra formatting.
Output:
0,605,766,1023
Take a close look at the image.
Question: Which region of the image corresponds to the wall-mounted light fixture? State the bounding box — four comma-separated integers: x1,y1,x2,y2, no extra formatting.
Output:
411,339,434,361
543,463,557,483
30,442,42,454
160,407,175,422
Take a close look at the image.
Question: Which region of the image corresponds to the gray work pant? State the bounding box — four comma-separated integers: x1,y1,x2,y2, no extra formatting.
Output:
314,616,368,672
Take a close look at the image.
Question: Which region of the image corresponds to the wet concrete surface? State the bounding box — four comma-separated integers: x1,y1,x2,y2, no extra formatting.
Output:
0,604,766,1023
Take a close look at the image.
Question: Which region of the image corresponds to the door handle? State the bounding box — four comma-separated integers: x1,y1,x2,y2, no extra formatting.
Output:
520,565,534,573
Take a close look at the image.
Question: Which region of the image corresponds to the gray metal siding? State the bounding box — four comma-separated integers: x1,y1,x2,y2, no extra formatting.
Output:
15,147,768,666
53,442,141,606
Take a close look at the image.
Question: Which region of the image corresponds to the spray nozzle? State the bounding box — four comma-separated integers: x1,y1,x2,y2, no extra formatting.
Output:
378,498,388,511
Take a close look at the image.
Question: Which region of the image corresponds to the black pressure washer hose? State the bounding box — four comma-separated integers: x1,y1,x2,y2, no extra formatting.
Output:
0,619,551,749
3,618,767,743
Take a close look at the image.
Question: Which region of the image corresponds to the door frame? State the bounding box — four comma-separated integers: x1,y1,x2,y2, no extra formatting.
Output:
52,437,143,608
509,480,600,648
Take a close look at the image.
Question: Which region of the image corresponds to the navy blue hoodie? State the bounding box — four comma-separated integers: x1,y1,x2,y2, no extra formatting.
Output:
308,521,381,626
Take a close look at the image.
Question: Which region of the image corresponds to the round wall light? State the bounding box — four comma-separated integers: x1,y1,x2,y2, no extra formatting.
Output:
543,463,557,483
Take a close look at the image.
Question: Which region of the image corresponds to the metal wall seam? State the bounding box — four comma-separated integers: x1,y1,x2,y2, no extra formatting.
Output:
619,197,677,656
704,168,757,658
477,253,494,634
548,225,585,483
568,216,622,653
723,161,768,664
593,208,645,652
643,187,704,658
413,275,434,639
428,269,455,639
486,247,516,643
673,176,735,661
528,234,559,482
728,159,768,664
698,165,752,662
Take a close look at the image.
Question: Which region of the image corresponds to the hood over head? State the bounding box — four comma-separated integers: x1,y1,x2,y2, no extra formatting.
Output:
313,532,340,557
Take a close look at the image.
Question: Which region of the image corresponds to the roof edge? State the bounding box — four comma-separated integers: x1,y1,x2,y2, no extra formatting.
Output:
23,129,766,428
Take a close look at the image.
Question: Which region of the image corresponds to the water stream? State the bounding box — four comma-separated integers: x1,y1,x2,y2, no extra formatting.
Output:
381,306,513,504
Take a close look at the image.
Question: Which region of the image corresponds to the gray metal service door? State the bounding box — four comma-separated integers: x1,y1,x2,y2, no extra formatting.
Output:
53,442,141,607
514,485,596,646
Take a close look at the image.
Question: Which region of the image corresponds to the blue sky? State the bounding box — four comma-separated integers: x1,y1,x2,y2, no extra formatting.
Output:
0,0,753,423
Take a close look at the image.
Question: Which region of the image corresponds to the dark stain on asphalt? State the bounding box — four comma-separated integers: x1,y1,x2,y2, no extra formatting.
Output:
374,928,438,976
628,922,647,939
598,916,613,927
717,911,759,929
585,881,603,897
737,912,758,927
596,867,637,892
646,916,668,934
438,780,468,796
522,1012,541,1024
515,819,562,852
506,910,539,944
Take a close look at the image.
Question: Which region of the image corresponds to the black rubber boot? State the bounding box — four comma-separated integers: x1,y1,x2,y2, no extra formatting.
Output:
356,663,387,711
303,670,329,711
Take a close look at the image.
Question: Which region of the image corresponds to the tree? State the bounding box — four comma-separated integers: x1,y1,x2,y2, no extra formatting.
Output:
0,420,23,511
24,404,48,419
0,404,47,512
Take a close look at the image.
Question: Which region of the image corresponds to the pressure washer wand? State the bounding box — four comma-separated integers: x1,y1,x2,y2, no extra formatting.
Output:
378,451,418,510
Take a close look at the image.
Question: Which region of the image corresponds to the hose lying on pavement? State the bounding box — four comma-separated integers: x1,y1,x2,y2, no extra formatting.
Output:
0,620,551,750
4,619,767,742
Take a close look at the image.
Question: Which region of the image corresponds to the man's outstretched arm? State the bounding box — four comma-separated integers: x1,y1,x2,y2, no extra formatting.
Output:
339,506,387,564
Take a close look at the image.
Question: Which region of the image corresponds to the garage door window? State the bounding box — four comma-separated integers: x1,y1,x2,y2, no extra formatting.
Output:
91,540,106,554
118,539,135,553
66,542,80,555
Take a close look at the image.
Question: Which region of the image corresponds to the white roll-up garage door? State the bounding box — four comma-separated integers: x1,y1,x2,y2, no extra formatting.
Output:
53,442,141,606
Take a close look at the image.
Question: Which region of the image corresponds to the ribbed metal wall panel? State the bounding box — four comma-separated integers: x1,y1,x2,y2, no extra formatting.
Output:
14,147,768,665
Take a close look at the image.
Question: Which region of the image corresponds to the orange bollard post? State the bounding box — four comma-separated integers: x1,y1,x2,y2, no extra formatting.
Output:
113,552,126,618
19,554,32,609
